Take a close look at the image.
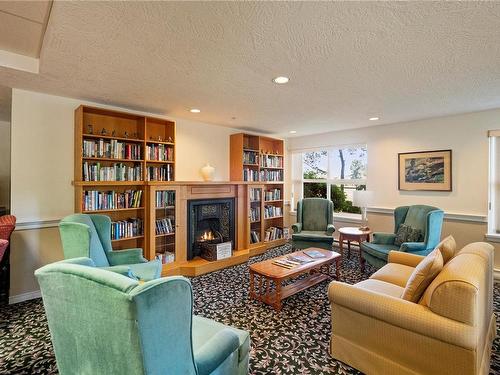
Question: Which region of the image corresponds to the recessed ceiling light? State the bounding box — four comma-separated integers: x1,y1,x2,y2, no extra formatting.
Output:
272,76,289,84
190,108,201,113
289,130,297,134
369,117,379,121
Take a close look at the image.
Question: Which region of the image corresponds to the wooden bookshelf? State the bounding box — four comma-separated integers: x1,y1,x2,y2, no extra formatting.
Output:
230,133,286,248
74,105,176,252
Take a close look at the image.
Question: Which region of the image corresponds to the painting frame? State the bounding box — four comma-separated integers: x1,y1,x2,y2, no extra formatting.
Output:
398,149,452,191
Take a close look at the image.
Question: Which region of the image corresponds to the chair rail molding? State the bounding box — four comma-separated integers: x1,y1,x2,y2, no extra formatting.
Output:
367,207,487,223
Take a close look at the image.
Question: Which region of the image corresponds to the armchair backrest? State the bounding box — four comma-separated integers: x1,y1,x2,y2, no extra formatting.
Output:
393,205,444,248
59,214,111,267
297,198,334,231
35,259,198,375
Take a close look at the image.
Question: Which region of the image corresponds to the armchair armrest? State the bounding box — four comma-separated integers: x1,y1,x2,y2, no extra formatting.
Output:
291,222,302,233
328,281,476,350
399,242,427,253
326,224,335,235
102,265,136,279
372,232,396,245
194,328,240,375
388,251,425,268
107,248,147,266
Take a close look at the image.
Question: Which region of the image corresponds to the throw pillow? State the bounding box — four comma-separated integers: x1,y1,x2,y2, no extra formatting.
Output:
394,224,411,246
407,227,424,242
435,235,456,264
401,248,443,302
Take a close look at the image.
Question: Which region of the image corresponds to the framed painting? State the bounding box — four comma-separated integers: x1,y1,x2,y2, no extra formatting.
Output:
398,150,452,191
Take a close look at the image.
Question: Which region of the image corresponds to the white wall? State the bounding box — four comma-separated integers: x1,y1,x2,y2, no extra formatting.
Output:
0,120,10,210
288,109,500,268
9,88,239,300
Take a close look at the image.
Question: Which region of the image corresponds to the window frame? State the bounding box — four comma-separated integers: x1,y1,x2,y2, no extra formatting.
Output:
291,145,367,218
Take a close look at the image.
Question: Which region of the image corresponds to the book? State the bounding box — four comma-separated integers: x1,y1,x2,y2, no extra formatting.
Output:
288,255,314,264
304,249,327,259
272,260,295,269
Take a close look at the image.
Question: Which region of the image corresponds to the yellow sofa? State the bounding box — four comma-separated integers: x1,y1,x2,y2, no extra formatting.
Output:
328,242,496,375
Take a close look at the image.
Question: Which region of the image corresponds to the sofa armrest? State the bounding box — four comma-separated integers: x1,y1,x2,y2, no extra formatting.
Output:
326,224,335,235
328,281,476,350
107,248,146,266
194,328,240,375
372,232,396,245
291,222,302,233
399,242,427,253
388,251,425,268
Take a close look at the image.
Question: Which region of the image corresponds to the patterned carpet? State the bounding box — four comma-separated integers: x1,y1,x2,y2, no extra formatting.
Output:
0,243,499,374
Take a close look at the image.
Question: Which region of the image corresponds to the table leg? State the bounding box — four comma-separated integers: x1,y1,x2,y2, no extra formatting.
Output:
249,271,255,299
360,249,366,273
275,280,282,311
335,257,341,280
258,275,263,301
339,234,344,259
347,240,351,258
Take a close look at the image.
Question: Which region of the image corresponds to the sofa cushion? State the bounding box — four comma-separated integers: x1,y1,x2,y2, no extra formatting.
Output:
402,248,443,302
370,263,415,288
192,316,250,364
435,235,456,264
361,242,400,261
355,279,405,298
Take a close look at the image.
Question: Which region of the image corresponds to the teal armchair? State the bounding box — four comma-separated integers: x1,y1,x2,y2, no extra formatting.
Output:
59,214,161,281
35,258,250,375
292,198,335,250
360,205,444,269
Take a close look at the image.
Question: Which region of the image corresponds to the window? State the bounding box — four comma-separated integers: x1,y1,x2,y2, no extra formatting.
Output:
291,145,367,214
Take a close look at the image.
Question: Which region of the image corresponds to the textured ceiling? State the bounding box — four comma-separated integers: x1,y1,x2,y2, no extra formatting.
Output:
1,1,500,136
0,85,11,122
0,1,52,57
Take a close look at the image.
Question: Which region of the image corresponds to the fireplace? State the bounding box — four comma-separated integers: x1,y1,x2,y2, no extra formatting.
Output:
187,198,235,260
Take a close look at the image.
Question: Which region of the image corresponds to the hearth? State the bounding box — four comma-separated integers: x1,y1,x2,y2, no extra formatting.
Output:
187,198,235,260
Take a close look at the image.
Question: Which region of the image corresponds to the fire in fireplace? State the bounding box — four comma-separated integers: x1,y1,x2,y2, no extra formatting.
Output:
187,198,235,260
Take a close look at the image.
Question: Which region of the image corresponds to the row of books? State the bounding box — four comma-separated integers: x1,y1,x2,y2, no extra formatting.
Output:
82,162,142,181
243,151,258,165
111,218,143,240
155,190,175,208
250,230,260,244
146,144,174,162
82,190,142,211
249,188,261,202
146,165,174,181
264,188,281,201
83,139,142,160
264,205,283,218
250,207,260,222
156,217,175,235
260,154,283,168
265,226,283,242
243,168,259,181
260,170,283,182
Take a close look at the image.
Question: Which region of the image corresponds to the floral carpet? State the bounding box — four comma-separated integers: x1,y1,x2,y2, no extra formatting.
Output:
0,244,499,374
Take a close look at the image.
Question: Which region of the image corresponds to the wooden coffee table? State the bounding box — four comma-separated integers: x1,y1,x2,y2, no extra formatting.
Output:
338,227,372,272
249,248,341,311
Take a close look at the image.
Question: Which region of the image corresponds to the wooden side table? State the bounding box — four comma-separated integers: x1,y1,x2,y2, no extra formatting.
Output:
338,227,372,272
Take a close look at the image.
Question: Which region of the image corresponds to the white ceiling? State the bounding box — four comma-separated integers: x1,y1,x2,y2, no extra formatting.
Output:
0,1,500,136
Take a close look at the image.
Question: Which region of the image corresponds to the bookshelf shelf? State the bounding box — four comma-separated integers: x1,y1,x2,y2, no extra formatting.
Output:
111,235,144,242
264,199,283,203
156,232,175,238
75,105,176,255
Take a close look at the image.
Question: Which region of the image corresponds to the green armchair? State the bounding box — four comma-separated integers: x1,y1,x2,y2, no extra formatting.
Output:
59,214,161,281
35,258,250,375
292,198,335,250
360,205,444,269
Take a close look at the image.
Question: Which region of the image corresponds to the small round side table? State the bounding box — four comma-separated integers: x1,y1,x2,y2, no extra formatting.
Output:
338,227,372,272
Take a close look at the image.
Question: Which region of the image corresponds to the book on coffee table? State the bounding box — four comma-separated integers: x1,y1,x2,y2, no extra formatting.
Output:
304,249,327,259
288,254,314,264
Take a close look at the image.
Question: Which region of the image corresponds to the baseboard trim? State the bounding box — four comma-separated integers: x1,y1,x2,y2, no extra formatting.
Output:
494,269,500,281
9,290,41,304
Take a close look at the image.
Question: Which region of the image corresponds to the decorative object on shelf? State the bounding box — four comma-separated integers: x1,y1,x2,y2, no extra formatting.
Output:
352,190,374,230
167,136,173,143
100,128,107,136
200,163,215,181
158,136,163,142
398,150,452,191
111,130,116,137
124,131,129,138
87,124,93,134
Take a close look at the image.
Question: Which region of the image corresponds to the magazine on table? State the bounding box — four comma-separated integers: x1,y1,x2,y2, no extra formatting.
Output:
303,249,327,259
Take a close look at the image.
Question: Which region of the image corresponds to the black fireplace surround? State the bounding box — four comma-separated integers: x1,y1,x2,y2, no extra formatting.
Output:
187,198,235,260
